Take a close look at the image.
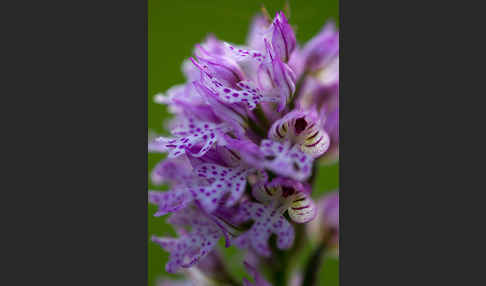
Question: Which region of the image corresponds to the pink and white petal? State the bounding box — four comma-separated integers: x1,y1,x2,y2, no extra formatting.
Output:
287,193,317,223
298,127,330,158
268,110,331,158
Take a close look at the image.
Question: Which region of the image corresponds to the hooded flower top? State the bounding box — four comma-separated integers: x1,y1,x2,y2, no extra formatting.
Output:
149,9,339,284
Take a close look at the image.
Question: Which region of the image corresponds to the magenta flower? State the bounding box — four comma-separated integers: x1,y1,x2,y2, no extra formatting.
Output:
149,9,339,284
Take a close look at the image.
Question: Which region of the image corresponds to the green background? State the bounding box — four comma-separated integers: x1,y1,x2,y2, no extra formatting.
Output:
148,0,339,285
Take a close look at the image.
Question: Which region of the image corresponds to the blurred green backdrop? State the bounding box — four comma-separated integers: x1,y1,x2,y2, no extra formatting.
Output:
148,1,339,285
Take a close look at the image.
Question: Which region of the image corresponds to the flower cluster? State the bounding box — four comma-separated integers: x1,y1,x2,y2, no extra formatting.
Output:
149,10,339,285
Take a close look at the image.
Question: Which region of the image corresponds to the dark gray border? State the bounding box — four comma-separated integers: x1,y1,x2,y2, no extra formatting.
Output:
3,0,147,284
339,0,483,284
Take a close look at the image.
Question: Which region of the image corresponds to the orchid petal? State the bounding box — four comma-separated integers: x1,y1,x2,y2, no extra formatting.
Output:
253,177,316,223
152,207,224,273
190,164,251,213
148,190,192,217
269,110,330,158
260,140,313,181
149,119,228,158
233,201,294,257
224,42,266,64
271,11,296,62
151,155,194,186
287,192,317,223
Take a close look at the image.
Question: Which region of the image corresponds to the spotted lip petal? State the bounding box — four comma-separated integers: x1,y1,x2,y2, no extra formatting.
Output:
151,155,193,186
260,139,313,181
149,118,229,158
233,201,295,257
224,42,267,64
192,57,278,110
192,81,247,137
152,207,224,274
149,190,192,217
190,163,251,213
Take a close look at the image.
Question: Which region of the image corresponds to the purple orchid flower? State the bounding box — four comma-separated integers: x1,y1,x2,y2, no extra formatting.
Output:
149,10,339,279
233,177,316,257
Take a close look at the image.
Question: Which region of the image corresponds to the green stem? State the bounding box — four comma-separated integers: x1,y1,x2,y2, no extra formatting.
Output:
269,236,289,286
270,224,307,286
210,251,243,286
302,229,336,286
246,115,267,139
254,105,270,131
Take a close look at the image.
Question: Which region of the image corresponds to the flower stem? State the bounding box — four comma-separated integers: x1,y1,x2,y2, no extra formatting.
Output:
301,229,336,286
269,236,289,286
246,111,267,139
